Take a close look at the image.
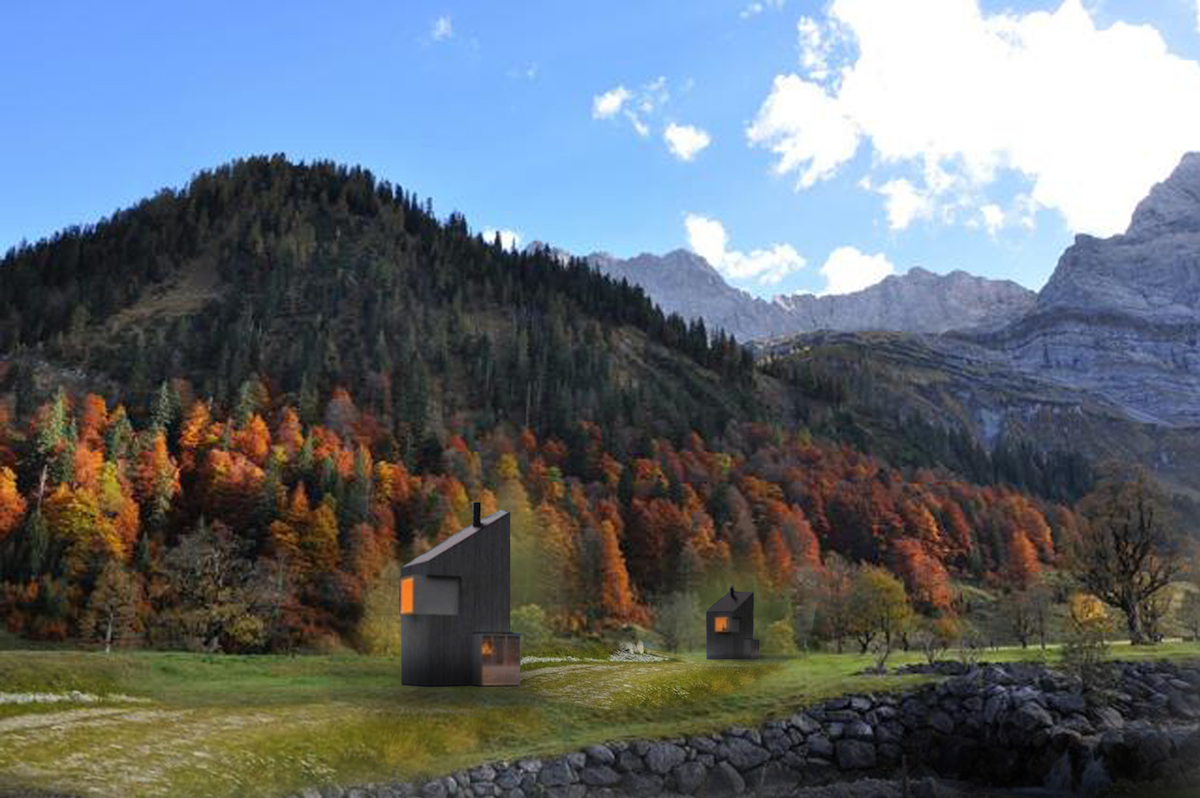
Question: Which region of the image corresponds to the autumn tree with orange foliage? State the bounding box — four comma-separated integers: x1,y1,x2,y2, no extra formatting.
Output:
1005,529,1041,590
0,377,1084,653
135,433,180,529
597,518,636,624
0,466,26,541
891,537,952,612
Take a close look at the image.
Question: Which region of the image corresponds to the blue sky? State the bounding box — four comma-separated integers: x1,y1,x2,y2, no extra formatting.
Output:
3,1,1200,299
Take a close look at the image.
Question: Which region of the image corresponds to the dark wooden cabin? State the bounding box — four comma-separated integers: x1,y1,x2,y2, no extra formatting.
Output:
706,586,758,659
400,503,520,686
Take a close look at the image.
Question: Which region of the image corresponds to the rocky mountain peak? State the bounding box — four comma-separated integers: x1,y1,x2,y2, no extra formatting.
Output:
1035,153,1200,322
978,151,1200,427
1125,151,1200,240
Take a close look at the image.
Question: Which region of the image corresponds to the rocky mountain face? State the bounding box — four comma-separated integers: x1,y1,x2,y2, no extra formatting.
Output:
584,249,1035,342
966,152,1200,427
586,249,793,340
776,266,1035,337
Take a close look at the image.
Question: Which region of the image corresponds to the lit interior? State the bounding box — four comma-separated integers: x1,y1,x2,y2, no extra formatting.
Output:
400,577,414,614
715,616,729,632
481,638,494,657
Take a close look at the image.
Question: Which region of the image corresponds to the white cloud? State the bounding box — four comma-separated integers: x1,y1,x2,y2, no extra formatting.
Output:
874,177,933,230
685,214,806,285
980,204,1005,236
483,228,521,250
639,76,669,114
664,123,712,161
431,16,453,42
592,86,631,119
593,77,674,140
747,74,860,188
748,0,1200,237
741,0,785,19
818,246,895,294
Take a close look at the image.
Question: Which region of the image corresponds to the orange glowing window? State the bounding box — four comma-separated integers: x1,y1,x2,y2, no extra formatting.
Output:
481,638,495,657
400,577,414,614
714,616,729,632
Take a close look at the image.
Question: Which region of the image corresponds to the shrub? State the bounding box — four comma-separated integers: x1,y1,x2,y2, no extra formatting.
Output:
358,560,402,656
915,615,961,665
511,604,552,652
955,620,987,668
762,618,799,656
1179,590,1200,640
1060,593,1113,689
654,592,703,652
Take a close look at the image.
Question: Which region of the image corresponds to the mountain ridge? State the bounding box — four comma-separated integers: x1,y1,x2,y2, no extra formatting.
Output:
755,152,1200,504
582,247,1036,342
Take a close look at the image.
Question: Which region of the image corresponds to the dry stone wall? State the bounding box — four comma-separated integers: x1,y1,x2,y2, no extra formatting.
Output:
295,660,1200,798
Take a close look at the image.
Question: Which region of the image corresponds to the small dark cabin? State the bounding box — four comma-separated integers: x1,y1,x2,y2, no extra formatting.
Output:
706,586,758,659
400,503,520,686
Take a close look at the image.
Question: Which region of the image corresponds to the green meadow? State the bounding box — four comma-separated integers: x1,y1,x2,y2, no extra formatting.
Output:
2,641,1199,798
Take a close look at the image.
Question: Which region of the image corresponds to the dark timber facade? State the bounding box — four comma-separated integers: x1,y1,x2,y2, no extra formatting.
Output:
400,503,520,686
706,587,758,659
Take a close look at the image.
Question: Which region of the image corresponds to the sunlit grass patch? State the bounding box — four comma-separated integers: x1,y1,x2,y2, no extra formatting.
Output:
161,705,546,798
603,661,778,712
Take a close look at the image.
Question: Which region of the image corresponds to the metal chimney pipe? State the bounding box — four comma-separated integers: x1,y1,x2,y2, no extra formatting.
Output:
473,502,482,527
730,586,735,598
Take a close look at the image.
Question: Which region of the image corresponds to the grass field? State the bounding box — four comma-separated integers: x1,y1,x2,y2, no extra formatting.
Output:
1,642,1198,798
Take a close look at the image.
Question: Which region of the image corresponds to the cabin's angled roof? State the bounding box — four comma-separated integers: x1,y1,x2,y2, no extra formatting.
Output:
708,588,752,612
403,510,508,568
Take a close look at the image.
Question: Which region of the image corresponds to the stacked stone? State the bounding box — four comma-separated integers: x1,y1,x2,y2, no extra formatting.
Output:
292,660,1199,798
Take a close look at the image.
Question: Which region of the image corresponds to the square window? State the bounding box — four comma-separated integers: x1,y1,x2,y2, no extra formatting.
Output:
399,575,458,615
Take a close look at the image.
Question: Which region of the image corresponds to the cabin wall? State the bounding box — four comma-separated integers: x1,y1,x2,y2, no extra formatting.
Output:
401,512,511,686
706,595,756,660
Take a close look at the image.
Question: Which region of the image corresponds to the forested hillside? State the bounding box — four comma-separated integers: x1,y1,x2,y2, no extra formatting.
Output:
0,156,1086,651
0,155,755,448
0,387,1077,650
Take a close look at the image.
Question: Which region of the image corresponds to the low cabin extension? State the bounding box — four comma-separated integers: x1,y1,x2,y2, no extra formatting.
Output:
400,502,520,686
706,586,758,659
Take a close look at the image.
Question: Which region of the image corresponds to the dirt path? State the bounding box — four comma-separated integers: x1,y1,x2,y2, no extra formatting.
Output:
523,661,699,709
0,708,142,735
520,663,618,680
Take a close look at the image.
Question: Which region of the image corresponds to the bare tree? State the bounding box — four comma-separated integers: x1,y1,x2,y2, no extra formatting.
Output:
1074,469,1181,645
162,517,266,652
1028,580,1054,649
811,554,855,653
1001,580,1054,648
1002,590,1035,648
81,560,142,653
914,615,960,665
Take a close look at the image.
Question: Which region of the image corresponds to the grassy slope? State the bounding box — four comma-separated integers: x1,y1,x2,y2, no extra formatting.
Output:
1,644,1199,798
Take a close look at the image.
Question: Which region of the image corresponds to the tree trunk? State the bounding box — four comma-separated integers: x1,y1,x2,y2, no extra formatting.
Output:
1125,601,1145,645
104,611,113,654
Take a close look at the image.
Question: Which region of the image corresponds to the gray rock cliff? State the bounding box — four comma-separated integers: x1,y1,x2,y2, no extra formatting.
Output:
970,152,1200,427
584,249,1034,342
